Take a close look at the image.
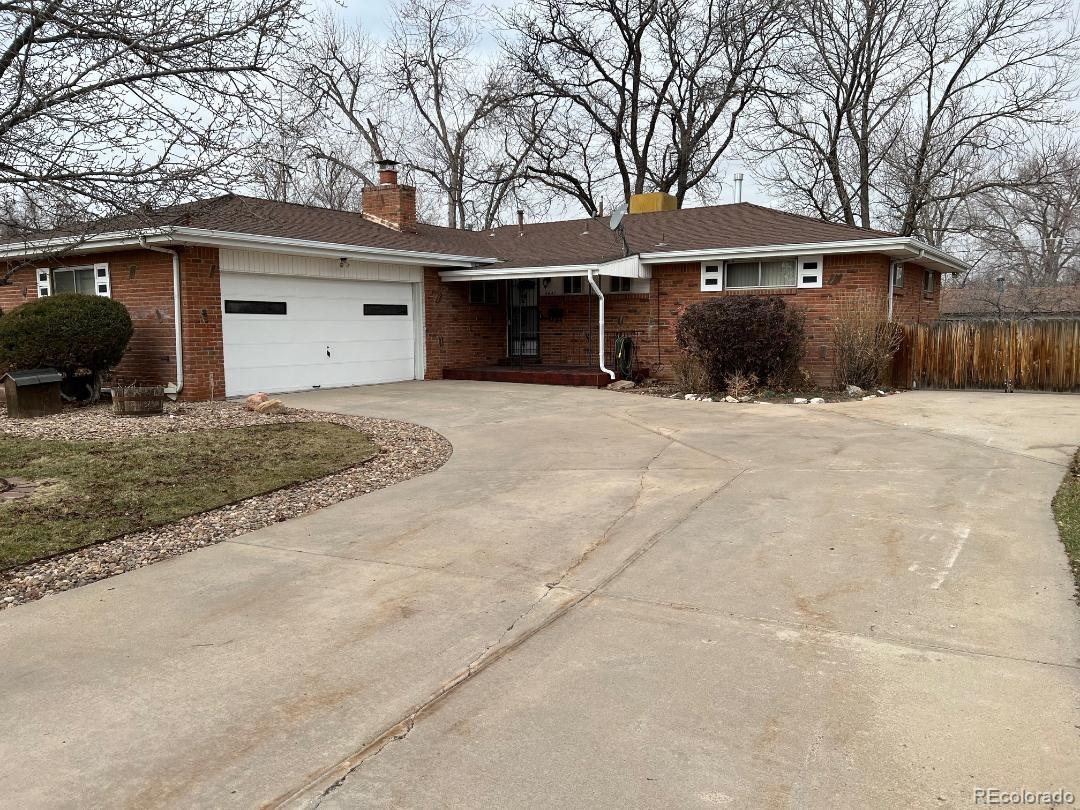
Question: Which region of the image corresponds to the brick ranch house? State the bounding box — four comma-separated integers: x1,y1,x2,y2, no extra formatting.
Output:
0,165,967,400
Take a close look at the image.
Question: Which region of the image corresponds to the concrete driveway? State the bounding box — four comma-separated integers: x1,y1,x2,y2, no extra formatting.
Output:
1,383,1078,808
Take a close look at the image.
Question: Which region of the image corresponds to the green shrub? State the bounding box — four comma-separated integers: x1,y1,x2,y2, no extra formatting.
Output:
675,296,805,391
0,294,133,401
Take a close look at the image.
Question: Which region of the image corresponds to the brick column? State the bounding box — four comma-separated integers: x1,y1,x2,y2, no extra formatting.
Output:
177,246,225,400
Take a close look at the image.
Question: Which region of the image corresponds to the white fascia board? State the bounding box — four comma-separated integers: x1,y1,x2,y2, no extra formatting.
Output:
0,228,175,260
169,228,498,268
441,258,652,282
639,237,970,273
0,227,500,268
440,263,598,281
597,255,649,278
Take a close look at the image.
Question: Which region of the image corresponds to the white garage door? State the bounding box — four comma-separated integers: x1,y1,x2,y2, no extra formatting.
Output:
221,273,417,397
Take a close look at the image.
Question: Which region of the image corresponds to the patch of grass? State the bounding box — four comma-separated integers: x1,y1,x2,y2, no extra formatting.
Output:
0,423,377,569
1052,449,1080,597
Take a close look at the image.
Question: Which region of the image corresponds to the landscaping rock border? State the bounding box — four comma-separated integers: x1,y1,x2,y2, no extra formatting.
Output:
0,402,452,610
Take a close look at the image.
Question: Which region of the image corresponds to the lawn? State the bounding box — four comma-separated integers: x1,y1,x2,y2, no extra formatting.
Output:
1052,449,1080,596
0,423,378,569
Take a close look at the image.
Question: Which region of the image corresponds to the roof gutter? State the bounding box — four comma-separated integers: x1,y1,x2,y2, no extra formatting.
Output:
0,227,499,268
638,237,970,274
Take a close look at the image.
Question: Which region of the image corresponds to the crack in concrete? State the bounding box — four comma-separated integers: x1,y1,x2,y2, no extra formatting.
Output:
801,406,1071,468
596,591,1080,671
267,465,748,810
608,411,739,465
309,718,415,809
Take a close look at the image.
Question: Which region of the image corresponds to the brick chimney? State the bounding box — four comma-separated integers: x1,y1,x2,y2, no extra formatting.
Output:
362,159,417,233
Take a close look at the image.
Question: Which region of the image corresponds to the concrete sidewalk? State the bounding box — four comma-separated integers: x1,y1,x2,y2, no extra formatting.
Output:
1,384,1077,808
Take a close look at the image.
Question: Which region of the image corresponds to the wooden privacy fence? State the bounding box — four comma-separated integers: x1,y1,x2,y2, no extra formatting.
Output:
890,320,1080,392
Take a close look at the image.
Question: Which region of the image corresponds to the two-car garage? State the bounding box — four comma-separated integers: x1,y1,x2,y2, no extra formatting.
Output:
219,250,422,397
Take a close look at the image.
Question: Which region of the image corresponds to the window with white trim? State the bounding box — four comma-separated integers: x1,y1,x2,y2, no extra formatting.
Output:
892,262,905,288
562,276,583,294
609,276,634,293
701,255,828,292
37,263,111,298
724,257,797,289
923,269,935,294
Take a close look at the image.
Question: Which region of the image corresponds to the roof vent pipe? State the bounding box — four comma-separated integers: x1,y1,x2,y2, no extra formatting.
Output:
517,209,525,236
734,173,744,203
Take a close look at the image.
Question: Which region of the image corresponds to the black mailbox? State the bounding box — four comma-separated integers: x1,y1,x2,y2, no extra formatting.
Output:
2,368,63,418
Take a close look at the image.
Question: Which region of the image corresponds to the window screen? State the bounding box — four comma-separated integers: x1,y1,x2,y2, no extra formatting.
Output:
364,303,408,316
725,259,796,289
224,300,287,315
53,267,97,295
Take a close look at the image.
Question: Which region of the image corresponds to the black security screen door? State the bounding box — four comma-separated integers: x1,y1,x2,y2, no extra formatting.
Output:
507,279,539,359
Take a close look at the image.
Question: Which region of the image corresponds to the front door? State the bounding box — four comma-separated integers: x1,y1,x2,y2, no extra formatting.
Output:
507,279,540,360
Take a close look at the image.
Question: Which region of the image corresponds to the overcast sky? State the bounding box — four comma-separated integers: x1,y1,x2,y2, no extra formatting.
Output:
336,0,773,208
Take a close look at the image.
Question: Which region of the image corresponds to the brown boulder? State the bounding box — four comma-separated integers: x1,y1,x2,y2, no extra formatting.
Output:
253,398,286,414
245,392,269,411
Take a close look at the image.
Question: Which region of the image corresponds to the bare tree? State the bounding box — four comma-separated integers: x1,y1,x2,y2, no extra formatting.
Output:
749,0,922,227
505,0,789,212
752,0,1077,238
0,0,303,241
387,0,533,229
881,0,1078,237
963,143,1080,287
298,12,390,191
298,2,533,229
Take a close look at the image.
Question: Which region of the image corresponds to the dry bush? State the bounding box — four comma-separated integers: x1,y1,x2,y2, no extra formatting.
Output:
671,352,710,393
830,292,904,389
766,366,813,392
723,370,759,398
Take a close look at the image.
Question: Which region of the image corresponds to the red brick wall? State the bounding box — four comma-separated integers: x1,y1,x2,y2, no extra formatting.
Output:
422,253,943,386
423,269,505,378
1,247,224,401
361,184,418,233
176,246,225,400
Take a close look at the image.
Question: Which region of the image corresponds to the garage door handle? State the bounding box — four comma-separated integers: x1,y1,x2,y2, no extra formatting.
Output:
326,346,331,358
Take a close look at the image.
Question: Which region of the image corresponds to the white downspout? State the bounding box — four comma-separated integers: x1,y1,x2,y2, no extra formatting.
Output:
140,239,184,395
586,269,616,380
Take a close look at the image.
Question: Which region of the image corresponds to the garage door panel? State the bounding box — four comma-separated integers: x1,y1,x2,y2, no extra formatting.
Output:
225,321,415,346
221,272,418,397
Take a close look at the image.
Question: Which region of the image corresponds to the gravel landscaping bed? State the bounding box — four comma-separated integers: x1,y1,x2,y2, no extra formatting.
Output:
0,401,452,610
608,378,900,404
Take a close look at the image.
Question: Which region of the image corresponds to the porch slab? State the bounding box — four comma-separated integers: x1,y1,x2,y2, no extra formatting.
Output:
442,365,614,387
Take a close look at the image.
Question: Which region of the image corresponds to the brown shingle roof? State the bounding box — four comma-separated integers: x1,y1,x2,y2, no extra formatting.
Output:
6,194,899,267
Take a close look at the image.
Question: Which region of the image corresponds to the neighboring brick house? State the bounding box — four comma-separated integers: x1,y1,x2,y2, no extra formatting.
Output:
0,163,965,398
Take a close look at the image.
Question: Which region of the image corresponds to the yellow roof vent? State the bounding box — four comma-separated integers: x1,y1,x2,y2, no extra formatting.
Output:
628,192,677,214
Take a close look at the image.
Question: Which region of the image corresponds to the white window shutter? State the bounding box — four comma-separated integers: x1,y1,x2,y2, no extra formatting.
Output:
93,262,111,297
796,255,823,288
700,262,723,291
36,268,51,297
